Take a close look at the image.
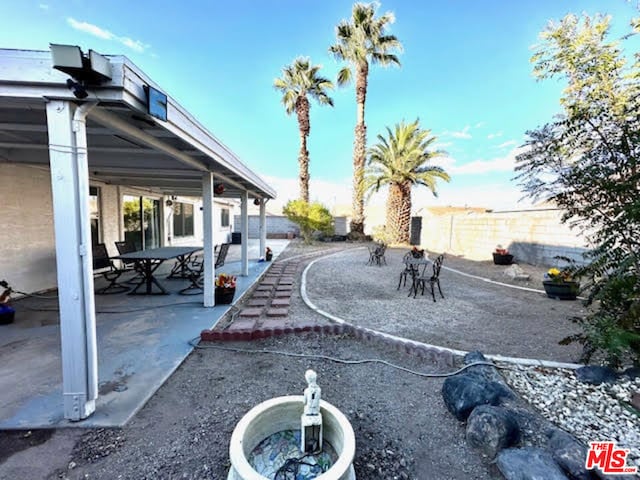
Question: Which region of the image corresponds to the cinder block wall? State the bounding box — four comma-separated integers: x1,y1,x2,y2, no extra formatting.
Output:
420,209,590,266
233,215,300,238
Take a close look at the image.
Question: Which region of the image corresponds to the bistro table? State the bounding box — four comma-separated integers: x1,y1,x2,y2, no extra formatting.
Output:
113,246,203,295
404,256,431,297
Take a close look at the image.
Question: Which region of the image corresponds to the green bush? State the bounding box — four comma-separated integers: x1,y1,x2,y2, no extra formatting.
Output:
283,200,334,244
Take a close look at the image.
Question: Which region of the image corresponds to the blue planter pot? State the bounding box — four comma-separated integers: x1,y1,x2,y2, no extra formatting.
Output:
0,305,15,325
542,281,579,300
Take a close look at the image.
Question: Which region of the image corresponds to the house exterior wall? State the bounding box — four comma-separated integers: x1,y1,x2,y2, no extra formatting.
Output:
419,209,590,266
1,164,238,295
2,164,57,294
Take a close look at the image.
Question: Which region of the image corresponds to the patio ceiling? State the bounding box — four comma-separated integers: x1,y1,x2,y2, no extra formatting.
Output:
0,48,276,200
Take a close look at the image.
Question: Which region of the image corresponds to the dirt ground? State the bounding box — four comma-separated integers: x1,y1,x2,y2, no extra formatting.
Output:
0,241,591,479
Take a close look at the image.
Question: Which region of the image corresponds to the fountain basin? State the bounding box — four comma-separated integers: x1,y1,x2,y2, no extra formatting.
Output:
228,395,356,480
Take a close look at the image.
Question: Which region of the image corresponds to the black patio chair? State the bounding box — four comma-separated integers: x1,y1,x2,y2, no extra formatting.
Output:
93,243,129,294
412,254,445,301
367,243,387,266
179,243,231,295
115,240,143,284
398,252,419,289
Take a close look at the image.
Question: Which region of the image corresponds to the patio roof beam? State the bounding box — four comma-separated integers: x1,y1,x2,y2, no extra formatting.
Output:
88,108,210,173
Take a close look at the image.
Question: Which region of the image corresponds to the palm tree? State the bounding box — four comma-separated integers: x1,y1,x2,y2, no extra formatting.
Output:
329,2,402,234
364,120,451,244
274,57,334,203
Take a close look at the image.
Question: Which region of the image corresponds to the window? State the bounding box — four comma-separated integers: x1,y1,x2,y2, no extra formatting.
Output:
173,202,194,237
221,208,230,227
89,186,101,246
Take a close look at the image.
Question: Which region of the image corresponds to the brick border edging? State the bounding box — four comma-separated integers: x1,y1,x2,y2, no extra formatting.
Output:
200,323,457,367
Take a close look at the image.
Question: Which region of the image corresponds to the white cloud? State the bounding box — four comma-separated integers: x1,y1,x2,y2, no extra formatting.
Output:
448,125,472,139
487,131,503,139
66,17,150,53
474,121,485,128
432,146,527,175
497,140,517,149
432,141,453,149
39,3,49,10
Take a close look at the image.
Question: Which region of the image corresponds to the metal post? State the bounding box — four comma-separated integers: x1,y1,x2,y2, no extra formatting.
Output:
259,199,267,260
241,191,249,276
46,100,98,421
202,172,215,307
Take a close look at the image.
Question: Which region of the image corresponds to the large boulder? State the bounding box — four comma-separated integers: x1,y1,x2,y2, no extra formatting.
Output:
442,373,513,421
497,447,569,480
466,405,520,459
547,429,596,480
575,366,618,385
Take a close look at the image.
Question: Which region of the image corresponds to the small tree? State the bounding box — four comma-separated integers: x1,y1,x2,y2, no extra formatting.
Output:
515,13,640,366
283,200,334,244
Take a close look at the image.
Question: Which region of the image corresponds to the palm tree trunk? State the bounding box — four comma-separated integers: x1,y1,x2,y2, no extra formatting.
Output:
296,96,311,203
387,181,411,244
351,62,369,234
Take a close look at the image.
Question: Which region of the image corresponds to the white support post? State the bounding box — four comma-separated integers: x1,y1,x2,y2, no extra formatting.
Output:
241,191,249,276
259,199,267,259
46,100,98,421
202,172,215,307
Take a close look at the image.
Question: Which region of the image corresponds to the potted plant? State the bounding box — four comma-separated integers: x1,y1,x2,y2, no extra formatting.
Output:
265,247,273,262
410,246,425,258
542,267,580,300
215,273,237,305
492,245,514,265
0,280,15,325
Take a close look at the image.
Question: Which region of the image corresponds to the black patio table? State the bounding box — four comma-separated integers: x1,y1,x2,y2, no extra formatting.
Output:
113,246,203,295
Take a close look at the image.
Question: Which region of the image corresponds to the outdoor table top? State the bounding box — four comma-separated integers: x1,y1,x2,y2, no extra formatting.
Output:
405,256,430,266
112,246,202,261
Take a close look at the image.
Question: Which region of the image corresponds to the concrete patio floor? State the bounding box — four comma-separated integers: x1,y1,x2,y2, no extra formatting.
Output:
0,240,288,430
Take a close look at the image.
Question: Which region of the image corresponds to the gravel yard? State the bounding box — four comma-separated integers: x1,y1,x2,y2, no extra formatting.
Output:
0,240,636,480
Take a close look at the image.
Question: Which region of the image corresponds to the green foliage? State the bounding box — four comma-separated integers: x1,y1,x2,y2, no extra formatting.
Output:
371,225,394,245
273,57,334,115
516,12,640,366
283,200,334,244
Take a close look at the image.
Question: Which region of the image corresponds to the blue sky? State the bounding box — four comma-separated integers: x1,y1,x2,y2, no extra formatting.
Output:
1,1,638,211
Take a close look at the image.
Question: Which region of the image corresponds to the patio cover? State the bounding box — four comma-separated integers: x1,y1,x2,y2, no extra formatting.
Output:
0,47,275,421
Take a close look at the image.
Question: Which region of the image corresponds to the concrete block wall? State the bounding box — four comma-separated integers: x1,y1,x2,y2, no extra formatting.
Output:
233,215,300,238
420,209,590,267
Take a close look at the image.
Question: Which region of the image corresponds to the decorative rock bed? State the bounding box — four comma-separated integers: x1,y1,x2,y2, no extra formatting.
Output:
441,352,640,479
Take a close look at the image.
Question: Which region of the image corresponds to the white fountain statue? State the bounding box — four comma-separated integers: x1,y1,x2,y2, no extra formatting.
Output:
301,369,323,453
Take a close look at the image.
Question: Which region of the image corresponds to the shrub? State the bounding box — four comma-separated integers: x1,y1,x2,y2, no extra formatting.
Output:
283,200,334,244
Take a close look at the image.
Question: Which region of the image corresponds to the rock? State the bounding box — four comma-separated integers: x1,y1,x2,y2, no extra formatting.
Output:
497,447,569,480
547,429,594,480
503,264,531,281
466,405,520,458
575,366,618,385
442,373,514,421
464,351,487,364
631,391,640,411
621,367,640,380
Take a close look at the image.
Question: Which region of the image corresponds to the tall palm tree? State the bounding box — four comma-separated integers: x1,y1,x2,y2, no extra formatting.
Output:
364,120,451,244
274,57,334,203
329,2,402,234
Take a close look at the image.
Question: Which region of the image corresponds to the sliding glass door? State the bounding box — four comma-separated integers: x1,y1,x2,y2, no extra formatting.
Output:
123,195,161,250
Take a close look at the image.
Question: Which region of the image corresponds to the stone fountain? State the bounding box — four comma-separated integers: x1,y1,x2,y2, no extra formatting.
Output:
228,370,356,479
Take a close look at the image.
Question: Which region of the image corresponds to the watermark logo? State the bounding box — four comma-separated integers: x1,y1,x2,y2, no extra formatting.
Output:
585,441,637,475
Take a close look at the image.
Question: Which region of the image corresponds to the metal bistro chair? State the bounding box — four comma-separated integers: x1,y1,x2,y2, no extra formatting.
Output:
367,243,387,266
398,252,419,289
93,243,129,294
412,254,445,301
179,243,231,295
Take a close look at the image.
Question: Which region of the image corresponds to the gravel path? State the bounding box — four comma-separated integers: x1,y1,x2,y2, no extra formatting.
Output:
305,246,586,363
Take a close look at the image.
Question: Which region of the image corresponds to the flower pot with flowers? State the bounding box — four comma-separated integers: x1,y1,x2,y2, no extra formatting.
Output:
215,273,237,305
492,245,514,265
265,247,273,262
411,246,425,258
542,267,580,300
0,280,15,325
